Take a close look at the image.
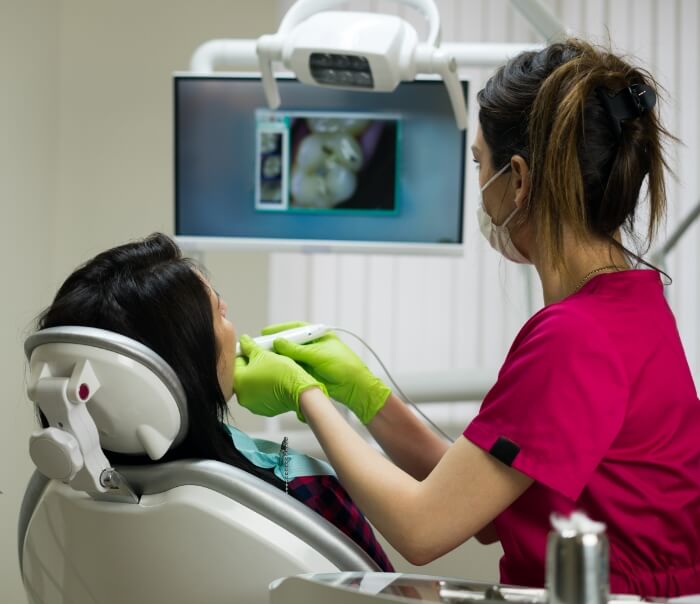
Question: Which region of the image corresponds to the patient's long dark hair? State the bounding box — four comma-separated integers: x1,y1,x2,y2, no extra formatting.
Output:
37,233,284,489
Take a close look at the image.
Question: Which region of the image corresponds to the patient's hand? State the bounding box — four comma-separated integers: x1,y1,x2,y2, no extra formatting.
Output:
263,322,390,425
234,335,327,422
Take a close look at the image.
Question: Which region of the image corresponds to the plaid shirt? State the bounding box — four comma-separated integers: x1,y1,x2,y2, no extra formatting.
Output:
289,474,394,571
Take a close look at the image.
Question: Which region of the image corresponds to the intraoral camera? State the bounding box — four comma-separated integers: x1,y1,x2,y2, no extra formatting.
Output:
256,0,468,129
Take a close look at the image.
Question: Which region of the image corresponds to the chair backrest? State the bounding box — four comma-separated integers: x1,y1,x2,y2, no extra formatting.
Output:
21,326,379,604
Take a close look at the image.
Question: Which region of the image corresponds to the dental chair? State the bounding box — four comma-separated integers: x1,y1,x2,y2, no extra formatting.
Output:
19,326,379,604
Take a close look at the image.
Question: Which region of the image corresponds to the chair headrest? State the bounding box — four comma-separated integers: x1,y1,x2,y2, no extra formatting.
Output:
25,326,188,460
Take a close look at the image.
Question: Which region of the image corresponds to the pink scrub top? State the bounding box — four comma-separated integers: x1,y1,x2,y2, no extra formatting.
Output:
464,269,700,596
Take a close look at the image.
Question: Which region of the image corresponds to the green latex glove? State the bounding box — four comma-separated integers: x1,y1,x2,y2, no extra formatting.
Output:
262,321,391,425
234,334,327,422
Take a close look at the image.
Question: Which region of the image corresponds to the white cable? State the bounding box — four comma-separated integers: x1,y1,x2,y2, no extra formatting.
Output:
330,327,455,443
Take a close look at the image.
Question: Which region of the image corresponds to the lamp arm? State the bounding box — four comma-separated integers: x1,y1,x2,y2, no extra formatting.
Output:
190,39,258,73
651,198,700,267
509,0,570,42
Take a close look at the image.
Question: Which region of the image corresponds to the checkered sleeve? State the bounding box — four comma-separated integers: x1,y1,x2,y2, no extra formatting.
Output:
289,475,394,571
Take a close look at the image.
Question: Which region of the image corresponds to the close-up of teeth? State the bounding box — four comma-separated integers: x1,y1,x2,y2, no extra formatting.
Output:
291,123,365,208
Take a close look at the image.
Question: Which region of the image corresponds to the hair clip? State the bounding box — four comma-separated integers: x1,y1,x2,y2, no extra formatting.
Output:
596,83,657,139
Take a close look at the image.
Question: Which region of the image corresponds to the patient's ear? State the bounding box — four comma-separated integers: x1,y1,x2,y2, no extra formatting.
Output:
510,155,530,210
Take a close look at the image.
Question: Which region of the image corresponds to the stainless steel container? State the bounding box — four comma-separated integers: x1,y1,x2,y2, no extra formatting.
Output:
546,516,609,604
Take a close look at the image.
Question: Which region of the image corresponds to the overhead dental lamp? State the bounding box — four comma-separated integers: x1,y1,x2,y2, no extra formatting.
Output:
256,0,466,129
189,0,568,130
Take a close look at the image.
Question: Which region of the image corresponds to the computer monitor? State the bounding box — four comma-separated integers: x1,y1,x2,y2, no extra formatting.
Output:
174,73,469,255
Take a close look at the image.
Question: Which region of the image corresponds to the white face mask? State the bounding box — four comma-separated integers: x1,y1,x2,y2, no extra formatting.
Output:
476,164,531,265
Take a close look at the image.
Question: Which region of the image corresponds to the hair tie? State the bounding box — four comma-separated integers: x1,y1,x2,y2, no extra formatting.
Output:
596,83,657,140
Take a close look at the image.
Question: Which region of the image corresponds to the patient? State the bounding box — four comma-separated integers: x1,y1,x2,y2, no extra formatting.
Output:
36,232,393,571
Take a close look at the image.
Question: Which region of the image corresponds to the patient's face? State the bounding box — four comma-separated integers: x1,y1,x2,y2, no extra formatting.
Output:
206,281,236,399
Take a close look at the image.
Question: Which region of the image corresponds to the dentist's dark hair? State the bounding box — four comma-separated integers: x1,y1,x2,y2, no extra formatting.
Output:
36,233,283,489
477,38,676,272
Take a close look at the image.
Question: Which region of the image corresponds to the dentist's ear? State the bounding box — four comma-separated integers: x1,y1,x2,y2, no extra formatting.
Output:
510,155,531,210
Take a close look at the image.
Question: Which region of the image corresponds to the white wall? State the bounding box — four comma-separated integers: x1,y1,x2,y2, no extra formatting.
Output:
0,2,59,602
1,2,277,602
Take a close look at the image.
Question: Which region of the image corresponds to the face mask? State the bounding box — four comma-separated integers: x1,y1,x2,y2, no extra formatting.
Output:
476,164,531,265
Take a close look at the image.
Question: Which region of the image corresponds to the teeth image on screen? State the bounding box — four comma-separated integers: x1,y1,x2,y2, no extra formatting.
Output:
292,126,364,208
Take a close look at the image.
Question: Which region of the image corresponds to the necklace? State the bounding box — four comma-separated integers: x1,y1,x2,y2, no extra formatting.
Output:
280,436,289,495
573,265,626,294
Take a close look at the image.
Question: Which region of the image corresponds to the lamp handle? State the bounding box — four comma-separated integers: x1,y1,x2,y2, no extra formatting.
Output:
256,34,283,110
415,46,467,130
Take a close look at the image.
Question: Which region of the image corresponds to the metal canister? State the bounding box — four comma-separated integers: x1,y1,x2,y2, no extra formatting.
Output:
546,513,609,604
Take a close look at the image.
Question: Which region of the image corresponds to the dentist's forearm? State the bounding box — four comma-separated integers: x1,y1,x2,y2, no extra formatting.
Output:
301,388,524,564
367,393,449,480
371,395,499,544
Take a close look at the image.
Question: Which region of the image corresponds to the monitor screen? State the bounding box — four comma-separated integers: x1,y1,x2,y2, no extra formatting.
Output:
174,74,469,254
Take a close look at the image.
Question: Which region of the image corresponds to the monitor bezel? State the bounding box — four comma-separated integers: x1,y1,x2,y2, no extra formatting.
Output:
173,71,469,256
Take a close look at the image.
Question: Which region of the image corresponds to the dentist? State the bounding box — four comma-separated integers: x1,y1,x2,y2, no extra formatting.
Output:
234,39,700,596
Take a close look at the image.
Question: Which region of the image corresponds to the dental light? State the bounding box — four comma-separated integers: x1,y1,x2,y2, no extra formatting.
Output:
189,0,568,131
256,0,466,129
